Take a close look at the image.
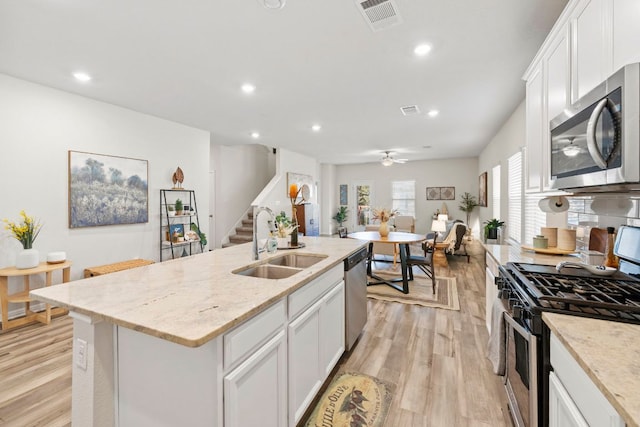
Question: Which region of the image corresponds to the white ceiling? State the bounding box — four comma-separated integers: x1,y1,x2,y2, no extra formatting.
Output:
0,0,567,165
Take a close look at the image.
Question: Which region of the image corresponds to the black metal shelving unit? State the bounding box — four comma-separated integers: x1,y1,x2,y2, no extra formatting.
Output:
160,189,204,261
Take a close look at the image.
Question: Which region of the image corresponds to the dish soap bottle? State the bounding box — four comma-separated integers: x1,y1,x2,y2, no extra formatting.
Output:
604,227,619,268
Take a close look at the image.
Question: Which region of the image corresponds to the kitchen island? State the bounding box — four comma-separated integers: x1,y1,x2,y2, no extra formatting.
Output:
31,236,368,427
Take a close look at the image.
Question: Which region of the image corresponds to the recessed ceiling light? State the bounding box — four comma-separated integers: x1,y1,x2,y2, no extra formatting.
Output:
263,0,286,9
427,109,439,118
311,124,321,132
241,83,256,94
73,72,92,82
251,132,260,139
414,44,432,57
423,145,432,149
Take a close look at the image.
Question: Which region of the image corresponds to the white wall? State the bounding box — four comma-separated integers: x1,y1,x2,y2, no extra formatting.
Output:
334,158,479,235
0,74,210,290
478,100,525,231
320,163,336,235
211,144,274,247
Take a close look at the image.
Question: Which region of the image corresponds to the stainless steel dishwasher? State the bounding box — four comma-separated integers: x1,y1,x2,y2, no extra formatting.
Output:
344,247,368,350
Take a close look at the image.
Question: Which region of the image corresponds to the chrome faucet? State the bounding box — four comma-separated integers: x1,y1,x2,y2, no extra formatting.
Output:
252,206,276,260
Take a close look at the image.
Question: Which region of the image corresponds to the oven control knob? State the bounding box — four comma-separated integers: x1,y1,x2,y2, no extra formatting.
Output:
513,304,523,320
499,289,510,299
508,298,518,308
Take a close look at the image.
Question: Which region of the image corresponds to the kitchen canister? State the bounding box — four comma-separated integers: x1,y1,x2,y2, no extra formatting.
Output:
533,235,549,249
540,227,558,248
557,228,577,251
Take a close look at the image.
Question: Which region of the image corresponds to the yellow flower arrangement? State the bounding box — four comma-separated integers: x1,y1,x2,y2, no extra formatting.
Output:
2,210,43,249
371,207,397,223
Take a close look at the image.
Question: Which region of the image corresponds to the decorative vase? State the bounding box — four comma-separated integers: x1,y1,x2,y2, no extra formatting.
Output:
379,221,389,237
16,248,39,269
290,229,299,247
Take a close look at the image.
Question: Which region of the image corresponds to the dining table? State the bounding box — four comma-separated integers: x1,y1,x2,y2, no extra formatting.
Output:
347,231,426,294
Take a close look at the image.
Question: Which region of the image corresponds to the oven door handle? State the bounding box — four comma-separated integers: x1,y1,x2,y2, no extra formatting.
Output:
503,311,532,341
586,97,619,169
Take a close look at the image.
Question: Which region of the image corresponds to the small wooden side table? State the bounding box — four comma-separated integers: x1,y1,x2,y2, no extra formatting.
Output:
0,261,72,332
432,242,450,267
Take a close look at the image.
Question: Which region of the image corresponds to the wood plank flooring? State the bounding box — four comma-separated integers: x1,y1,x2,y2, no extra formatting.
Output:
0,241,509,426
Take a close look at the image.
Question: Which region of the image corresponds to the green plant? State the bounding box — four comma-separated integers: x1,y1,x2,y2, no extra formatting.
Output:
483,218,505,239
190,223,207,247
332,206,348,227
174,199,183,212
458,192,479,225
2,210,43,249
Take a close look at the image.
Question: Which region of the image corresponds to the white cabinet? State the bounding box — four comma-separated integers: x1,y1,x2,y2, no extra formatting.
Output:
549,371,589,427
571,0,608,103
485,252,500,333
525,63,545,193
549,332,624,427
320,281,345,376
612,0,640,71
288,276,345,426
224,330,287,427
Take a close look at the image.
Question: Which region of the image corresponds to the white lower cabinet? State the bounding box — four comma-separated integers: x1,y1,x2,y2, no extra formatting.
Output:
485,253,500,333
549,371,589,427
549,332,624,427
289,279,345,426
224,330,287,427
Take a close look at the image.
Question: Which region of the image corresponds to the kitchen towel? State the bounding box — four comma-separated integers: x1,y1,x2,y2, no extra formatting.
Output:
487,297,507,376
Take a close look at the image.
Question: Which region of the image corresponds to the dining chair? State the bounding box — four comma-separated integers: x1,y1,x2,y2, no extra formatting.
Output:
405,234,437,294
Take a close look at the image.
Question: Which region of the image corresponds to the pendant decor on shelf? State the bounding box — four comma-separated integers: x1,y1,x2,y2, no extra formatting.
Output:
172,167,184,189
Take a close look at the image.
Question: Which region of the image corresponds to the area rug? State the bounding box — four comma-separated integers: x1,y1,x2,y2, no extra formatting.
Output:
367,271,460,310
304,372,394,427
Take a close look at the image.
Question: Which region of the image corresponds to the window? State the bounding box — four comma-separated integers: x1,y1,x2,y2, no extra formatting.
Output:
391,180,415,217
492,164,501,220
507,152,522,243
524,194,546,245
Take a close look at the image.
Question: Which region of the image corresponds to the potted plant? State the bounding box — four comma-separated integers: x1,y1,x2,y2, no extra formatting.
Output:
484,218,505,240
458,192,479,226
332,206,348,235
175,199,183,215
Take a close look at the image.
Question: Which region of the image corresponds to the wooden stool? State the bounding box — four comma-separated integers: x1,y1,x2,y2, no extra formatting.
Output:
84,259,154,278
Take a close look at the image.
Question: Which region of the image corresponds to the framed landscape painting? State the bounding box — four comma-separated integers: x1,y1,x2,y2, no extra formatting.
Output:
479,172,488,207
68,151,149,228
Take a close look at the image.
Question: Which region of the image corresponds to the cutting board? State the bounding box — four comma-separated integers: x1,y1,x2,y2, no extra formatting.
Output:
521,245,577,255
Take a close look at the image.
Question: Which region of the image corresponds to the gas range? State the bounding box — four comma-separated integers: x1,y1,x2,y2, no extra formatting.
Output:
501,262,640,326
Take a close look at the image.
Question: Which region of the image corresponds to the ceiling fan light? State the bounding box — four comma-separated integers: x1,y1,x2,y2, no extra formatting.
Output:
381,158,394,166
563,145,580,157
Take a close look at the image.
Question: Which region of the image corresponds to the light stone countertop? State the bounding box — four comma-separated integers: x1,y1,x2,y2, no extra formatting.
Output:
482,241,581,266
30,236,367,348
543,313,640,427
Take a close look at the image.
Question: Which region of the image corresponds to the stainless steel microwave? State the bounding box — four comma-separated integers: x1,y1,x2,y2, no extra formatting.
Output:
549,62,640,192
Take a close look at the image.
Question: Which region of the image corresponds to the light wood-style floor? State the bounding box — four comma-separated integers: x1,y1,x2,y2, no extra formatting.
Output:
0,241,509,426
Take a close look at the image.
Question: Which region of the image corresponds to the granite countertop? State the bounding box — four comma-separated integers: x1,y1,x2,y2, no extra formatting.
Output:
543,313,640,427
30,236,367,348
482,241,581,266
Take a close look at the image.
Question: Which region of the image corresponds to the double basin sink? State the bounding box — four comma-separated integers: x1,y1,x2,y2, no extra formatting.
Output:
233,253,328,279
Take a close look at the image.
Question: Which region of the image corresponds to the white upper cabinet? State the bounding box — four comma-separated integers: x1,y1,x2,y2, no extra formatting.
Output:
523,0,640,194
571,0,607,103
525,63,544,193
612,0,640,71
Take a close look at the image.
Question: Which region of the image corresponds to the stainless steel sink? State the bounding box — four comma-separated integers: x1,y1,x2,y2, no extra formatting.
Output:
267,253,328,268
233,264,301,279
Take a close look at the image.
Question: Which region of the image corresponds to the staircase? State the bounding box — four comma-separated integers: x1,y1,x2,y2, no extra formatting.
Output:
223,211,254,248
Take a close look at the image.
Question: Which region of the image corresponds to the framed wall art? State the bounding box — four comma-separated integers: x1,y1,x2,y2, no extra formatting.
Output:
339,184,348,205
426,187,441,200
286,172,314,201
68,151,149,228
440,187,455,200
479,172,488,207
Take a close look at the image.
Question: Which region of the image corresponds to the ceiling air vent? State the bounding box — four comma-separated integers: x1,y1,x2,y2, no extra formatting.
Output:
400,105,420,116
355,0,402,32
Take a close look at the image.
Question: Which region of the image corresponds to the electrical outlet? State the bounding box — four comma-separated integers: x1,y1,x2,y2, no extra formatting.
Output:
75,338,88,371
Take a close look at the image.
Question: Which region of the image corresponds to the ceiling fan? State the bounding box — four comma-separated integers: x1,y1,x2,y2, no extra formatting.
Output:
380,151,408,166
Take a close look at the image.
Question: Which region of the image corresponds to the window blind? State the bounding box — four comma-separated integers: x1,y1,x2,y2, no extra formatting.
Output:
524,193,546,245
392,180,415,216
492,164,501,220
507,152,522,243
